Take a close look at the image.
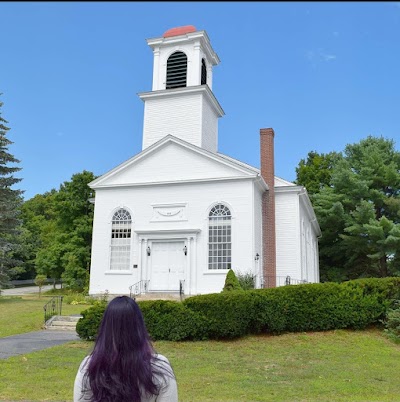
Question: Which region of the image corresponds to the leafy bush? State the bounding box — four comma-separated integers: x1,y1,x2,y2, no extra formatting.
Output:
236,270,255,290
222,269,243,292
382,300,400,343
76,278,400,342
76,300,107,341
341,277,400,308
138,300,209,341
183,292,257,338
76,298,209,342
252,282,385,334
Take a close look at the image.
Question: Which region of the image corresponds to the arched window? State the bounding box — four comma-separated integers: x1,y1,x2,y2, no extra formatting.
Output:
166,51,187,89
110,208,132,270
201,58,207,85
208,204,231,270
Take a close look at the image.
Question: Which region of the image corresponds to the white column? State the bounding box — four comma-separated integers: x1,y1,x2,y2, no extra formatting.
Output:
152,48,161,90
207,63,213,90
143,238,149,284
188,42,201,87
138,237,143,282
191,235,197,294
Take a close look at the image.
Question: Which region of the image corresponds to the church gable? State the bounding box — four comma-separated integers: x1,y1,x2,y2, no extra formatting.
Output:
90,136,258,189
274,176,296,187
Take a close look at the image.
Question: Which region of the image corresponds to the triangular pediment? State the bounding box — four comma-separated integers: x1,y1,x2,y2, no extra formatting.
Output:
90,136,261,189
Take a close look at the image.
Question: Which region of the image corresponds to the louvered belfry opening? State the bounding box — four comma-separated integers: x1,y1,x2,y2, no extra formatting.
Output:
166,51,188,89
201,58,207,85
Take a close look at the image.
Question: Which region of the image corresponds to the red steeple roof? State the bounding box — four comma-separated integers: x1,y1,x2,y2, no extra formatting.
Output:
163,25,197,38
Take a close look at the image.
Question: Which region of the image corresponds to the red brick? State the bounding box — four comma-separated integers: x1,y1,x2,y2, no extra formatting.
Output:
260,128,276,288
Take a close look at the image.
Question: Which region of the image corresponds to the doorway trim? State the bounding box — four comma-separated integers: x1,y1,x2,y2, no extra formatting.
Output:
136,229,200,295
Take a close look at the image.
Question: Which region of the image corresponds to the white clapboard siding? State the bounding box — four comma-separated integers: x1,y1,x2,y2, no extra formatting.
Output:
201,94,218,152
275,190,302,280
143,93,202,149
299,194,320,283
99,142,251,186
89,179,257,296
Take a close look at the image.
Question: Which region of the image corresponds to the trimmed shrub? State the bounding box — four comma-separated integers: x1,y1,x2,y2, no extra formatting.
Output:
76,300,107,341
222,269,243,292
76,299,209,342
383,300,400,343
76,277,400,342
341,277,400,310
137,300,209,341
236,270,255,290
183,291,257,339
253,282,384,333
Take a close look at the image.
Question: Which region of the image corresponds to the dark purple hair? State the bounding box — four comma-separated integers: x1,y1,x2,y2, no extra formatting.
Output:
86,296,170,402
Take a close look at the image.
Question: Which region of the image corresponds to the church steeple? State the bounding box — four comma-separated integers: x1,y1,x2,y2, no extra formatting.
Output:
138,25,224,153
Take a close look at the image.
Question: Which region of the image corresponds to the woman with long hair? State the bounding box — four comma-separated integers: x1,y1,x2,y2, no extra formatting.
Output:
74,296,178,402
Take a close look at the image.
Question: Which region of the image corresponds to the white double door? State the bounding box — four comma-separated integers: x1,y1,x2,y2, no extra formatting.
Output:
150,241,185,291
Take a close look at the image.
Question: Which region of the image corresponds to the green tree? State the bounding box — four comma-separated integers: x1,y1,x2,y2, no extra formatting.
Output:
15,191,57,280
298,136,400,281
333,137,400,278
0,97,23,289
33,171,96,290
295,150,341,195
34,274,47,298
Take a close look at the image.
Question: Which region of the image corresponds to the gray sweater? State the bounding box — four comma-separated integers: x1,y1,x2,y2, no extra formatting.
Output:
73,354,178,402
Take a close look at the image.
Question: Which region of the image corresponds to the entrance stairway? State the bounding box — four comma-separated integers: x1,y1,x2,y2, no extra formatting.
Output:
134,292,182,301
45,315,82,331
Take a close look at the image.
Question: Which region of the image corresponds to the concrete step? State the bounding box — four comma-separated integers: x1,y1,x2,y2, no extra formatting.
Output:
51,315,82,322
51,320,77,327
47,325,78,331
45,315,82,331
134,292,183,301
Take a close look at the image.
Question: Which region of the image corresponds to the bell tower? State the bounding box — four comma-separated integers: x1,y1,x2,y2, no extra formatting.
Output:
138,25,224,153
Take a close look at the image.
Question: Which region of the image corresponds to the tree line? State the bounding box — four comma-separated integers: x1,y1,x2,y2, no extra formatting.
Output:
0,97,95,291
0,97,399,290
295,137,400,282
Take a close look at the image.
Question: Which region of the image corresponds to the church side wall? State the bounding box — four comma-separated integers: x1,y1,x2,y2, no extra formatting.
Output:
299,197,320,283
275,190,302,282
89,179,256,296
142,93,202,149
253,185,263,287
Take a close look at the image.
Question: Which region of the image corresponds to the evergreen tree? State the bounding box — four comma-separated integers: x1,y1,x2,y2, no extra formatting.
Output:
0,97,23,289
222,269,243,292
297,136,400,281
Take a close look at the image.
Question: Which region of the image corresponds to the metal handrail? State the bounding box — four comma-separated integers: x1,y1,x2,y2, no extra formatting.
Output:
129,280,150,298
263,276,309,288
43,296,63,323
179,279,185,300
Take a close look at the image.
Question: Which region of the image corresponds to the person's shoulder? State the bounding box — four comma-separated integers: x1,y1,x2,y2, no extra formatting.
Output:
78,355,91,372
153,353,171,366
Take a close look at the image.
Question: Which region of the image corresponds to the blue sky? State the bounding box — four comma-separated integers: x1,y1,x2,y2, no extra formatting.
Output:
1,2,400,201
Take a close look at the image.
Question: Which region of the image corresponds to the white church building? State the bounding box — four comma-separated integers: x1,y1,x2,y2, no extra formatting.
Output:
88,25,321,297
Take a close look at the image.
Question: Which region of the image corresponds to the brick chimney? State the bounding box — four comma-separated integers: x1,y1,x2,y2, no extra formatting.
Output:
260,128,276,288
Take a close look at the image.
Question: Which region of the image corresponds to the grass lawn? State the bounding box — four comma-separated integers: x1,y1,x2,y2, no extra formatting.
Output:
0,295,88,338
0,328,399,401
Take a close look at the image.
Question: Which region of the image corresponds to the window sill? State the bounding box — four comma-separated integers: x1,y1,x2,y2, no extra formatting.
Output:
203,270,230,275
104,270,133,275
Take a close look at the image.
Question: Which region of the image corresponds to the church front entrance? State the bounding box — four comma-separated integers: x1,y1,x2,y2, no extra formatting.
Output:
149,240,185,291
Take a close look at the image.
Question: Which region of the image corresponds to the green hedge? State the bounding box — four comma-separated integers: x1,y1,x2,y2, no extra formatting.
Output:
76,277,400,341
183,291,256,338
75,300,108,341
137,300,209,341
252,282,387,333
